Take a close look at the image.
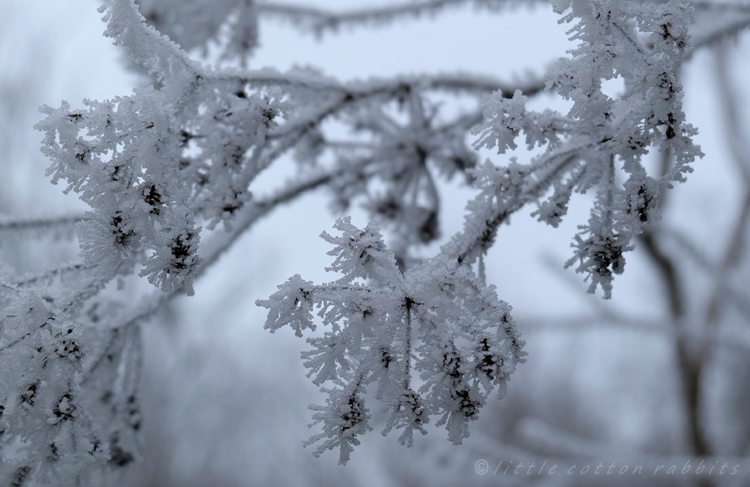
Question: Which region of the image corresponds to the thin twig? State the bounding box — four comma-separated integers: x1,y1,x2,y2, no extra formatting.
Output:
256,0,534,36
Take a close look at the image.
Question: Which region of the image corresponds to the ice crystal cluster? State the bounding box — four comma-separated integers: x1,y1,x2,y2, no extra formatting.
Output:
3,0,732,482
258,217,525,463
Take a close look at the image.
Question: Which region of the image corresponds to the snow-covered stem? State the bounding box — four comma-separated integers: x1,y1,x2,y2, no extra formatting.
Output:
224,70,547,96
256,0,537,36
0,215,85,232
10,263,88,288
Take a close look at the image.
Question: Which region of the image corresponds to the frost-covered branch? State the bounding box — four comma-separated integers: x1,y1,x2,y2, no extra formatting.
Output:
136,0,259,63
256,0,540,36
467,0,703,297
0,215,84,233
258,218,525,463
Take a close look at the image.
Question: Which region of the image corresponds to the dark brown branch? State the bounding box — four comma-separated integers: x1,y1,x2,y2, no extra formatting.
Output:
640,137,712,467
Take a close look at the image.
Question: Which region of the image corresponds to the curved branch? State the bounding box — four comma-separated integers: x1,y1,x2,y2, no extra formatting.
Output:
256,0,536,36
79,169,336,382
257,73,544,169
455,151,580,265
662,227,750,324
